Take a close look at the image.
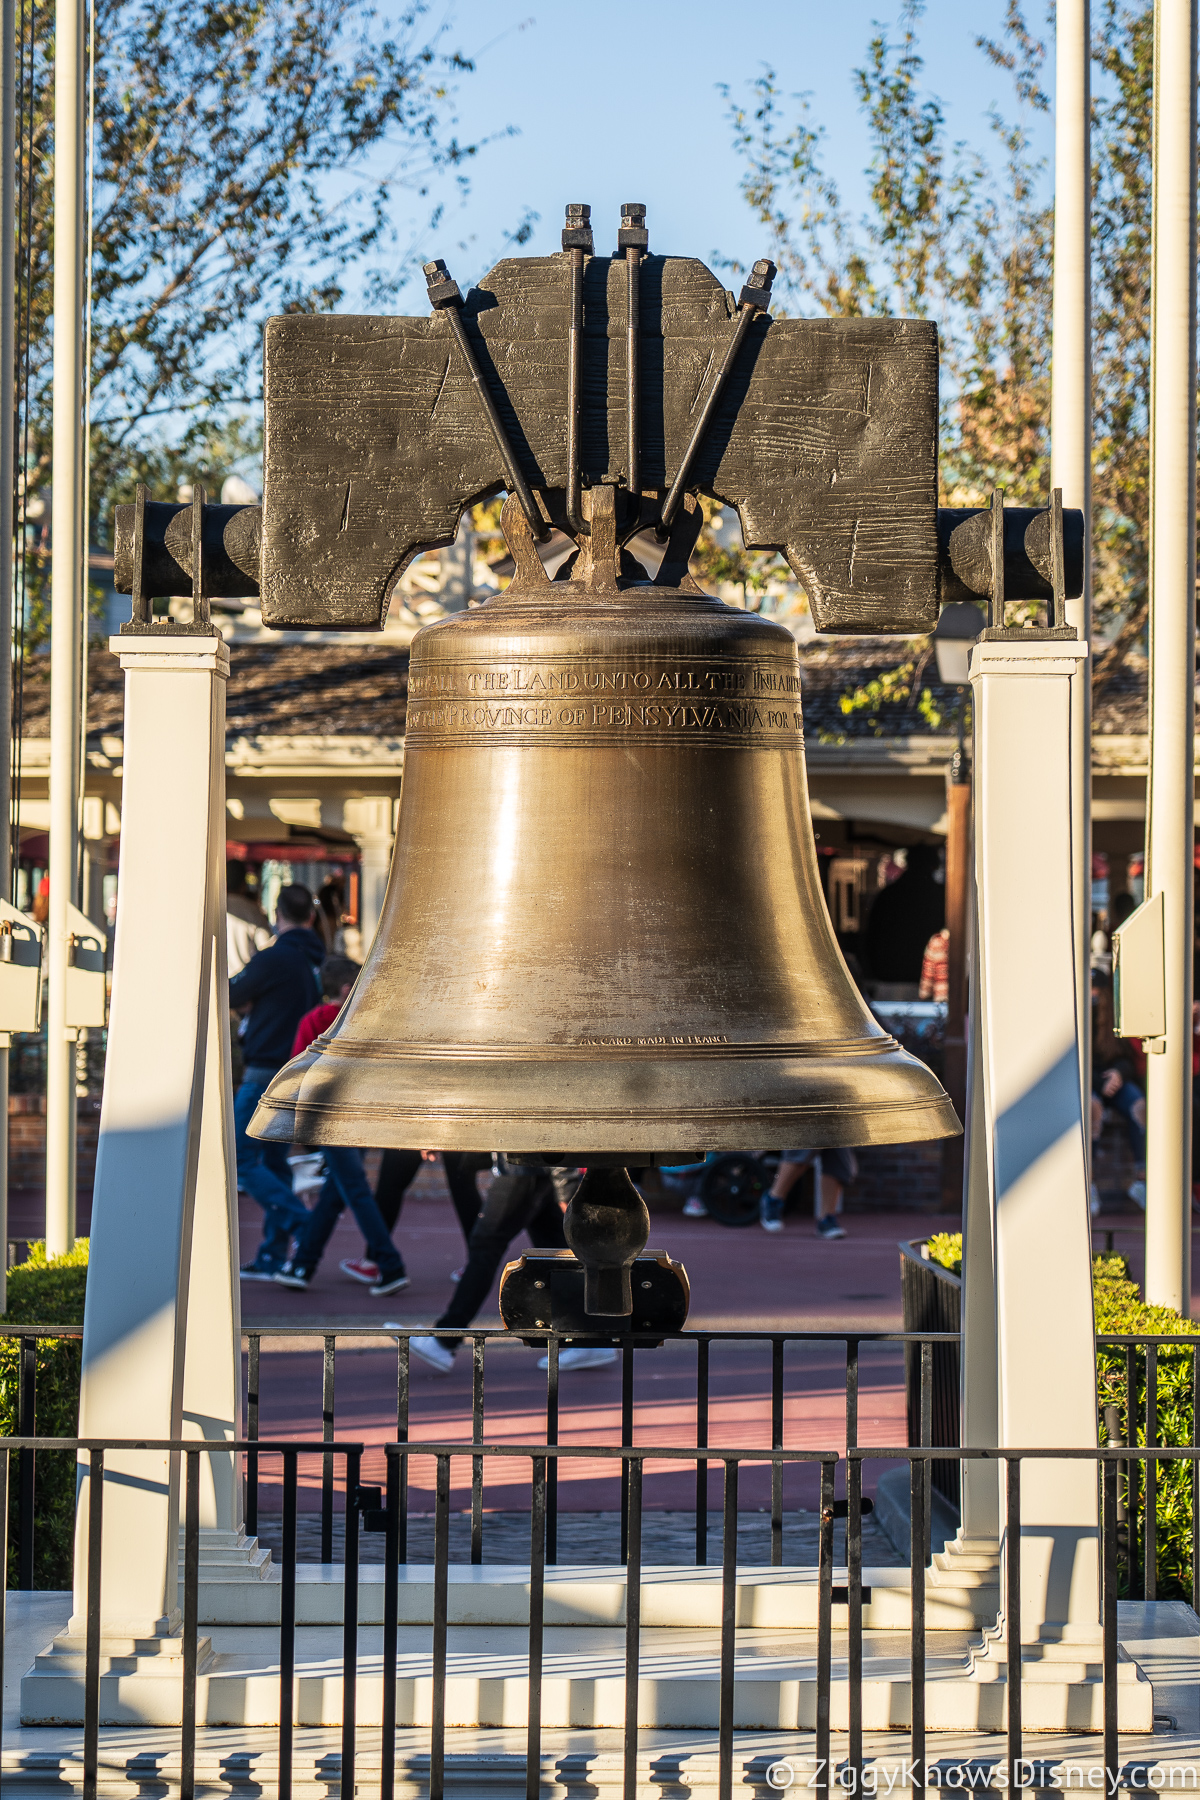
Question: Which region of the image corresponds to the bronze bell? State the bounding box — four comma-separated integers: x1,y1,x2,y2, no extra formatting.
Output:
249,485,959,1169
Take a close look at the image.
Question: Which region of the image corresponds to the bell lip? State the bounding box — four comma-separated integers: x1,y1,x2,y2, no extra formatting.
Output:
246,1039,961,1150
248,1094,962,1151
295,1030,902,1062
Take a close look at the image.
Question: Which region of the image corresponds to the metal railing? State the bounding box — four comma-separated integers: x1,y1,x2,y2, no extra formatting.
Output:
0,1434,836,1800
0,1433,1182,1800
5,1324,1197,1607
240,1325,961,1569
841,1445,1189,1800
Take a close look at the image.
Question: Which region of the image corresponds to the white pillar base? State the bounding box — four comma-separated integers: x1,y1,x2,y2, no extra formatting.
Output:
23,1627,218,1728
968,1623,1153,1730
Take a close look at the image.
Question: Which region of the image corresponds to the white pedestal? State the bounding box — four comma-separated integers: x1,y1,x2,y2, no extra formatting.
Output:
968,636,1101,1641
64,632,248,1644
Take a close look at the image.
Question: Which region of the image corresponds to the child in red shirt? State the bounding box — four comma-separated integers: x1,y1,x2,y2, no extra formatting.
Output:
274,956,408,1297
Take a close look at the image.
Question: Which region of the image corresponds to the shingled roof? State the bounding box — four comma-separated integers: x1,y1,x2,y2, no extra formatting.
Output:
13,632,1153,744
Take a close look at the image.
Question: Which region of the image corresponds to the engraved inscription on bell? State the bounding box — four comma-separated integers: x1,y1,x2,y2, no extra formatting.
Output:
406,658,805,744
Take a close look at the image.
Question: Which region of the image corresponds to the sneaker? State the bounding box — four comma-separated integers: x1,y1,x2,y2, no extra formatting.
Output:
816,1216,846,1240
760,1195,785,1233
536,1345,619,1372
240,1261,282,1282
1128,1179,1147,1211
340,1258,379,1285
682,1195,708,1219
273,1262,313,1289
410,1334,456,1373
370,1271,410,1297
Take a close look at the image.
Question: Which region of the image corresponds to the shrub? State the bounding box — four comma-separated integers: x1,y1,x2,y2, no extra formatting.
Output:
1094,1264,1198,1600
920,1231,1197,1600
0,1240,88,1588
925,1231,962,1276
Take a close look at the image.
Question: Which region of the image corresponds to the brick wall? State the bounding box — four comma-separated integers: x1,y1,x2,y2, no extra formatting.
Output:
7,1095,101,1190
848,1140,944,1212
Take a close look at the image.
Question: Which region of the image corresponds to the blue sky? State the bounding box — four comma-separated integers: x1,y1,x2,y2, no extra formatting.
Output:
379,0,1057,302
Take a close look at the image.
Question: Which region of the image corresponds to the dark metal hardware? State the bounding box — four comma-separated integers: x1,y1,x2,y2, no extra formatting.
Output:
619,204,647,505
657,257,776,538
563,204,593,537
423,257,547,542
118,482,222,636
974,486,1078,639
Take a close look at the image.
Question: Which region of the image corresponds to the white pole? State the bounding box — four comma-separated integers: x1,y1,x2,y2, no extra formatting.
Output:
46,0,85,1255
1144,0,1198,1311
1051,0,1093,1157
0,0,15,1306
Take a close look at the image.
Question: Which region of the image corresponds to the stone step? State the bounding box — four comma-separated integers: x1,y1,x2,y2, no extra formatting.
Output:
0,1745,974,1800
189,1563,1001,1629
18,1621,1154,1731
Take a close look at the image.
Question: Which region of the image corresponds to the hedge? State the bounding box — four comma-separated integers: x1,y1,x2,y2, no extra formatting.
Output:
927,1231,1198,1600
0,1240,87,1588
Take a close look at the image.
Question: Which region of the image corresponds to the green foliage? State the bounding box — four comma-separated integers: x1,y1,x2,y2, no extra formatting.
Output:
921,1234,1197,1599
0,1242,89,1588
924,1231,962,1277
724,0,1159,707
17,0,500,547
1094,1265,1199,1599
836,645,960,736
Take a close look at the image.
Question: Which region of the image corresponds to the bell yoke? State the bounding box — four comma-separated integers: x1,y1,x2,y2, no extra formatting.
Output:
249,202,958,1314
114,202,1083,1314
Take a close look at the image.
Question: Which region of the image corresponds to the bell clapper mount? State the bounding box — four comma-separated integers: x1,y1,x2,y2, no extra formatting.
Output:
565,1166,652,1317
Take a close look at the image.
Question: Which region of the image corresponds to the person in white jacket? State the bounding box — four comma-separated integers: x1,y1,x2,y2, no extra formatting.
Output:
227,860,273,975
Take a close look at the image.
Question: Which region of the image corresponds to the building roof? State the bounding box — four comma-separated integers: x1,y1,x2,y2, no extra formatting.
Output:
14,630,1155,745
18,640,413,742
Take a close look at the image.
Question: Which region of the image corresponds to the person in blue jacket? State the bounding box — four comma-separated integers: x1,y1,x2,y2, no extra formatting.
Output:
229,882,325,1278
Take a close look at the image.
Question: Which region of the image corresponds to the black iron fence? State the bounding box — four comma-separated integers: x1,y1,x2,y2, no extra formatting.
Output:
0,1433,1179,1800
4,1325,1197,1608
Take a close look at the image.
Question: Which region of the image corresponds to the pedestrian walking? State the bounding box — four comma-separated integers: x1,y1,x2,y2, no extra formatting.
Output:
226,860,273,977
759,1147,856,1238
408,1159,616,1373
274,956,410,1297
231,882,325,1279
334,1149,484,1286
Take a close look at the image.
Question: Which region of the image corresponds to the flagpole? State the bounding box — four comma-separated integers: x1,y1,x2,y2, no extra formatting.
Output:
1144,0,1198,1310
46,0,85,1255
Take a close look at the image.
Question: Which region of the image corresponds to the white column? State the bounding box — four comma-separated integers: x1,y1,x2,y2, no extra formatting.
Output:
1051,0,1093,1146
72,633,228,1637
46,0,86,1257
959,910,1000,1545
180,757,243,1537
344,794,396,950
1144,0,1197,1311
971,637,1099,1634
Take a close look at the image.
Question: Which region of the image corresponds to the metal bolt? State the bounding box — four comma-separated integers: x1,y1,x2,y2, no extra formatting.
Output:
641,1280,652,1289
534,1280,545,1289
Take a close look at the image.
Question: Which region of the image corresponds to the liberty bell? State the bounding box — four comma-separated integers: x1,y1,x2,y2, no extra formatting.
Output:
234,204,964,1311
117,206,1093,1313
